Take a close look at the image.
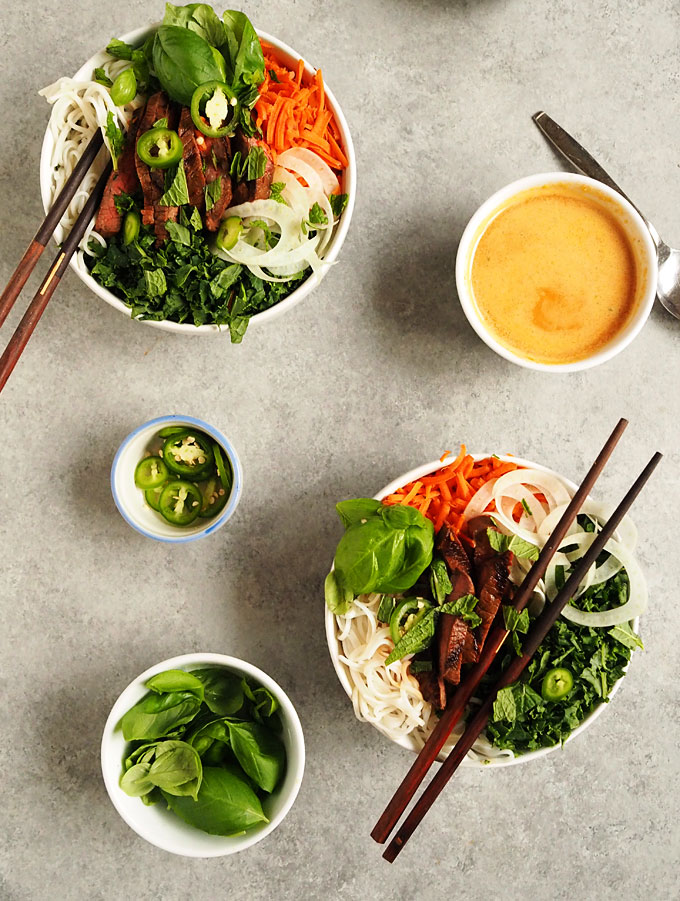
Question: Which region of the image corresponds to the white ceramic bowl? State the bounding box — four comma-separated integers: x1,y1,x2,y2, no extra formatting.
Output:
39,24,356,335
325,454,636,767
101,653,305,857
455,173,658,372
111,414,242,542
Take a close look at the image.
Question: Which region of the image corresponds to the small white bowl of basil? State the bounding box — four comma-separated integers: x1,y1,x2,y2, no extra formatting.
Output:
101,653,305,857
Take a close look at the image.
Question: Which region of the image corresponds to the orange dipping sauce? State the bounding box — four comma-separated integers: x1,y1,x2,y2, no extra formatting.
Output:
469,183,642,365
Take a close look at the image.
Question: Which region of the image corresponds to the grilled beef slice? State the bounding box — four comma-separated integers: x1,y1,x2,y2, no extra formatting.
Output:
178,106,206,209
415,669,447,711
134,92,180,242
468,518,514,660
232,128,275,202
199,134,233,231
435,528,476,686
94,109,142,238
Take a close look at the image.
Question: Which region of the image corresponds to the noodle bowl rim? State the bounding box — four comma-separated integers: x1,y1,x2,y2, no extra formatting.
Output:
39,23,356,336
325,453,638,768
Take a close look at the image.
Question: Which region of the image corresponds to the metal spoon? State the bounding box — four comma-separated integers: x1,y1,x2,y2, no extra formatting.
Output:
532,110,680,320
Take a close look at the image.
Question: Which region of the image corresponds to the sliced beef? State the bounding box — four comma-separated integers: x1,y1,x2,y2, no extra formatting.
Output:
434,527,476,683
414,669,446,711
232,128,275,202
178,106,206,209
198,134,233,231
468,518,514,661
134,92,180,243
94,109,142,238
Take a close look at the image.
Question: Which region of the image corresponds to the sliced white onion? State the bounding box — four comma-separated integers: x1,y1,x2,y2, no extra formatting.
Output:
277,147,339,196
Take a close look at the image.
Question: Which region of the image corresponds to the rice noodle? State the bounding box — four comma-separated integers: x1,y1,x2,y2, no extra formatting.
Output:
40,54,144,250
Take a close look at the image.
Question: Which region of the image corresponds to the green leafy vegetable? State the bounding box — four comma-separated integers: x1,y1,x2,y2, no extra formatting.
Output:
229,147,267,182
106,38,134,60
492,687,516,723
225,721,286,792
165,220,192,247
487,528,539,561
163,2,227,48
377,595,397,624
335,498,382,528
329,193,349,218
104,112,125,170
163,765,268,835
93,67,113,87
143,268,167,298
204,176,222,212
607,621,644,650
191,668,244,715
146,740,202,799
385,609,437,665
221,10,266,98
147,669,204,700
324,570,354,615
439,594,481,627
152,25,226,106
269,181,287,204
159,160,190,206
120,690,201,741
429,557,453,605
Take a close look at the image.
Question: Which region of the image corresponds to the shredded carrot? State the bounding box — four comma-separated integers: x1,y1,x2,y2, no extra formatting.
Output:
382,445,521,538
257,43,348,171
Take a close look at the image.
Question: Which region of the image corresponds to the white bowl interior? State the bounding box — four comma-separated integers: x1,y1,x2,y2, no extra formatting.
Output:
111,416,242,542
101,653,305,857
39,25,356,335
325,454,635,767
454,173,658,372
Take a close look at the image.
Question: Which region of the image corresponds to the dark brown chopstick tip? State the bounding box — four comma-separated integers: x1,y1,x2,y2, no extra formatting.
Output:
532,110,546,122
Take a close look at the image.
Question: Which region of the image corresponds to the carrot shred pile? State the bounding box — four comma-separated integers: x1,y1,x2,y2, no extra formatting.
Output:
255,43,348,170
382,446,520,542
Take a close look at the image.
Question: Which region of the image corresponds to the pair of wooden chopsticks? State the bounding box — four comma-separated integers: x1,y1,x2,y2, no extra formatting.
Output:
0,129,110,395
371,418,661,861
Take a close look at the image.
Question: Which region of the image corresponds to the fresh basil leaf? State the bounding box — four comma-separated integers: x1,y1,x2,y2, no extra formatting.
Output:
252,687,279,720
120,762,155,797
384,609,436,665
143,268,167,297
221,10,266,99
147,669,204,700
334,519,404,595
378,520,434,593
492,687,516,723
147,740,202,799
377,595,397,624
93,67,113,87
335,498,381,529
106,38,134,60
379,504,424,529
152,25,225,106
429,557,453,605
191,668,244,716
165,220,192,246
439,594,481,628
324,570,354,615
607,622,644,650
120,690,201,741
204,176,222,212
226,721,285,792
329,193,349,218
487,528,539,561
162,765,268,835
163,2,227,48
159,160,190,206
104,112,125,170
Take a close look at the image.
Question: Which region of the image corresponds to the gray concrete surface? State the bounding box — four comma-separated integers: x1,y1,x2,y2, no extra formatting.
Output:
1,1,679,898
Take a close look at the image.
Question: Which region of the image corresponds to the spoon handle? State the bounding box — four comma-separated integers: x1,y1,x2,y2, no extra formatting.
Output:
531,111,657,240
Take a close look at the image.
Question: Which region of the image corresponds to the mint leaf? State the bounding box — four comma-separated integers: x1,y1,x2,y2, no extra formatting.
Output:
502,606,530,634
608,622,644,650
385,610,436,665
492,687,516,723
487,528,539,561
94,67,113,87
204,176,222,213
159,161,190,207
165,221,191,246
143,268,166,297
269,181,287,205
438,594,481,628
512,631,523,656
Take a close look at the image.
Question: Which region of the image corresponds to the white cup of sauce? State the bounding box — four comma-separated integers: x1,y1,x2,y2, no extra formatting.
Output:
455,172,658,372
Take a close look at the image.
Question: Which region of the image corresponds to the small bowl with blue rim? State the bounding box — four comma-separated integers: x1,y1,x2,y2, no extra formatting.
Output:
111,414,243,542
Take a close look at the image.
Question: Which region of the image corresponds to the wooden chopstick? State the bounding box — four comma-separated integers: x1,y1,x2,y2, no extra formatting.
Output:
0,158,112,395
371,418,629,845
0,129,104,330
383,449,662,862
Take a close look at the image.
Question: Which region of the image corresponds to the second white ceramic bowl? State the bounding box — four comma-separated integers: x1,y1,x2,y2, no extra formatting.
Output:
39,24,356,335
455,173,658,372
101,653,305,857
325,454,636,767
